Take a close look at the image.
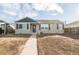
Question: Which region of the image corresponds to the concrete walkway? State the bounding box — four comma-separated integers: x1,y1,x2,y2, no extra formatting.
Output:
20,34,38,55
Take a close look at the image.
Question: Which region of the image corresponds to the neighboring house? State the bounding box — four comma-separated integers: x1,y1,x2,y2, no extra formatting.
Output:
38,20,64,34
64,21,79,34
7,23,15,34
0,20,15,34
15,17,64,34
0,20,7,34
15,17,40,34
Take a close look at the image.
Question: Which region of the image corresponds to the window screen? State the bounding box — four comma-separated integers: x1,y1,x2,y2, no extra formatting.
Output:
19,24,22,29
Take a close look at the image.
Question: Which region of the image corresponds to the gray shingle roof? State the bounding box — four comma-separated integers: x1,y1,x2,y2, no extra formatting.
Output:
38,20,64,24
0,20,5,23
16,17,36,22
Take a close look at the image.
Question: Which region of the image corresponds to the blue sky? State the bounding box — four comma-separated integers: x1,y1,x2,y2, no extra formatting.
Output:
0,3,79,23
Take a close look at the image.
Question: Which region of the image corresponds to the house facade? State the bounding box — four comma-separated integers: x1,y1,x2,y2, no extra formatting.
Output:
15,17,64,34
15,17,40,34
38,20,64,34
64,21,79,34
0,20,15,34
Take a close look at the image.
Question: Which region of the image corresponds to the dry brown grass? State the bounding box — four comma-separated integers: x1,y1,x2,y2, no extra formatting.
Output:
38,35,79,55
0,37,28,55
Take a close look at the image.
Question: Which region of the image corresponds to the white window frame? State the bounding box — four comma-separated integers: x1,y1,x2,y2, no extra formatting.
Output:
41,24,49,30
58,24,63,30
16,24,23,29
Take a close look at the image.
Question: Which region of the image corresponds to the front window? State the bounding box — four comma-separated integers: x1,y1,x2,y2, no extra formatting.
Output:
16,24,22,29
41,24,49,30
19,24,22,29
58,24,63,30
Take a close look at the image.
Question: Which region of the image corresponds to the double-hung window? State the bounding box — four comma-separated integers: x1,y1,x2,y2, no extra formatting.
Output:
41,24,49,30
19,24,22,29
57,24,63,30
16,24,22,29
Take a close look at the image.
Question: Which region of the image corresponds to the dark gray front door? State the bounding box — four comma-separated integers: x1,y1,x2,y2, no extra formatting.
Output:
32,24,36,33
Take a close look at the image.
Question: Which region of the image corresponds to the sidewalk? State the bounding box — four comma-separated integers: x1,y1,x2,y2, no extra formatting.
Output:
20,34,38,55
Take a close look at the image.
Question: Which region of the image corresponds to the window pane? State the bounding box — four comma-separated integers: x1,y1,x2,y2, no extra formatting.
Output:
41,24,49,30
19,24,22,29
59,24,63,30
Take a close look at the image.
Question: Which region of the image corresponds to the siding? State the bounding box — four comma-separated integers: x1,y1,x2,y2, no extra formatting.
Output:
15,22,40,34
40,24,64,34
15,22,31,34
15,22,64,34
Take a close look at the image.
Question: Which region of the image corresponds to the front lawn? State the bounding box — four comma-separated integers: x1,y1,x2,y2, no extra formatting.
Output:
0,37,28,55
37,35,79,55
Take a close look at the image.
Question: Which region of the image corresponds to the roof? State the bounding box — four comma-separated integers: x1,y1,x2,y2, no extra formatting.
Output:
0,20,6,23
65,21,79,28
38,20,64,24
16,17,37,22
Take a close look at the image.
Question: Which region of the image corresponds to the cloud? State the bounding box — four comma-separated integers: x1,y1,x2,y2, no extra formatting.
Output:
32,3,47,11
0,3,38,19
24,11,38,17
47,3,63,14
0,4,20,16
0,3,20,9
32,3,63,15
51,13,58,15
75,6,79,16
69,4,79,19
3,10,17,16
17,11,38,19
0,3,63,23
19,4,38,18
16,4,38,19
0,4,12,8
0,3,63,18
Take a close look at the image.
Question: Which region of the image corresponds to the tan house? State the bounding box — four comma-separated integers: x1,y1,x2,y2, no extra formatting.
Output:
38,20,64,34
15,17,64,34
64,21,79,34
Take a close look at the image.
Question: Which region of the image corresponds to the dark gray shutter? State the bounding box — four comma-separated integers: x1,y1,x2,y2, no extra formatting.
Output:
16,24,18,29
39,25,40,30
49,24,50,30
27,24,29,30
57,24,59,30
